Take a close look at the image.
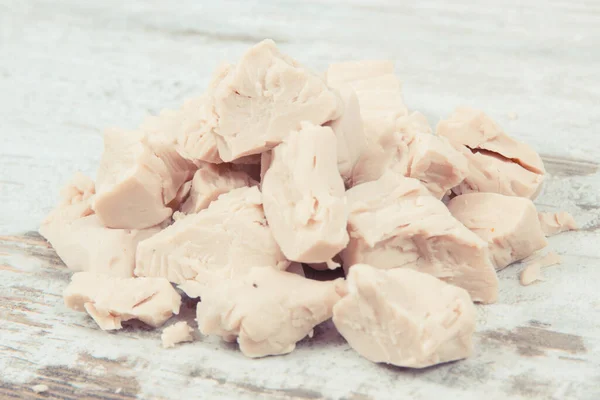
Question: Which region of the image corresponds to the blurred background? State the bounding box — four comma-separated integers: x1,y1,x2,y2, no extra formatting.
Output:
1,0,598,231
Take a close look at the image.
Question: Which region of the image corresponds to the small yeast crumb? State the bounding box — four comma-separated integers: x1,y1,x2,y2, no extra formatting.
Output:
538,211,578,237
161,321,194,348
520,252,562,286
31,384,49,393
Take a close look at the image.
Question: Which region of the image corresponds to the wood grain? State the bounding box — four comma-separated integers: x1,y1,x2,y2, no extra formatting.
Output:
1,0,600,399
1,156,599,399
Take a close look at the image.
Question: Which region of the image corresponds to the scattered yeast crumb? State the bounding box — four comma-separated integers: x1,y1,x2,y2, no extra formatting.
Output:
538,211,578,236
161,321,194,348
520,251,562,286
507,111,518,120
31,384,49,393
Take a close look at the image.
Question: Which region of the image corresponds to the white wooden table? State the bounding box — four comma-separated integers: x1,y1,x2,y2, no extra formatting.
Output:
1,1,599,399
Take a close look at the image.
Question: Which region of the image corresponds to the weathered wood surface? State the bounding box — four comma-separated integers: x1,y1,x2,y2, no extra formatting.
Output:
1,1,600,399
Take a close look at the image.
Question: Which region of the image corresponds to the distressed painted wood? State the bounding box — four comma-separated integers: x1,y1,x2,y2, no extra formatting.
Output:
1,1,599,399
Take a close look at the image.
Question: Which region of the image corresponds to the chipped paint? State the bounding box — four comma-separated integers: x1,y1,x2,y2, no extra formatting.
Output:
480,327,586,356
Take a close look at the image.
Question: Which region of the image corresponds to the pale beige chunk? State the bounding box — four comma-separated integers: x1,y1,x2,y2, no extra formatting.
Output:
40,172,95,224
351,113,467,199
519,251,562,286
405,133,469,199
342,172,498,303
59,172,96,204
333,264,476,368
436,107,545,199
161,321,194,348
64,272,181,330
327,61,407,140
135,187,288,284
262,122,349,263
39,174,160,277
448,193,547,270
453,149,543,198
43,215,160,277
31,385,49,394
196,267,346,358
394,111,433,138
94,128,196,229
173,94,224,164
350,111,431,186
325,87,367,185
142,101,218,164
350,137,404,187
538,211,578,236
207,40,341,162
180,163,256,214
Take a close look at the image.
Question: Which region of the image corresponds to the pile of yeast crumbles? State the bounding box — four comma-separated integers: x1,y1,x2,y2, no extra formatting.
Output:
40,40,577,368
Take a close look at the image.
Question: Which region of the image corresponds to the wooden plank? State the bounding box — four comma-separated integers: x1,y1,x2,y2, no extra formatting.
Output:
1,0,600,398
1,154,599,399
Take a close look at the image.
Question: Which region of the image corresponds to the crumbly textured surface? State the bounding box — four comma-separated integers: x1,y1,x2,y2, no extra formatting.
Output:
350,112,468,199
180,163,256,214
208,40,341,162
447,192,548,270
403,133,469,199
342,172,498,303
94,128,196,229
64,272,181,330
262,122,349,263
437,107,546,199
333,264,476,368
519,251,562,286
326,61,407,140
325,87,367,184
172,96,224,164
135,187,288,284
42,214,160,277
538,211,578,236
39,174,161,277
196,267,346,358
161,321,194,348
